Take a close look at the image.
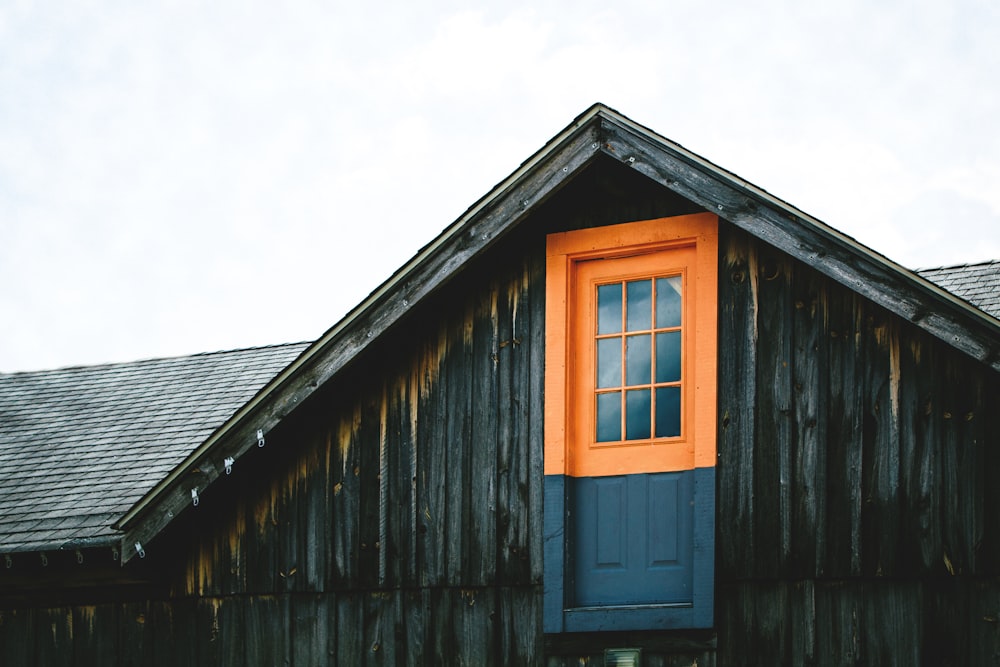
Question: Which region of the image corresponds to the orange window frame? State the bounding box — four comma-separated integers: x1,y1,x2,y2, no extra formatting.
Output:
545,213,718,479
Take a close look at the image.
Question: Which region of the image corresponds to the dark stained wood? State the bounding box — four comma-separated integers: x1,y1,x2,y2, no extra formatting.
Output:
860,308,903,577
445,298,474,587
717,229,758,581
470,277,500,586
823,280,865,577
791,271,828,578
291,594,331,665
753,250,795,578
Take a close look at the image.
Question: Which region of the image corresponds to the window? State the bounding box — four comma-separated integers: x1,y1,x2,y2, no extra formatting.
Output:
544,214,717,632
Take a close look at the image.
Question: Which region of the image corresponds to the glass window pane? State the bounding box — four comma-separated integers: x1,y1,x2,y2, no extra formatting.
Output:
625,389,651,440
655,331,681,383
596,392,622,442
656,276,682,328
626,280,652,331
625,334,651,386
597,338,621,389
655,387,681,438
597,284,622,334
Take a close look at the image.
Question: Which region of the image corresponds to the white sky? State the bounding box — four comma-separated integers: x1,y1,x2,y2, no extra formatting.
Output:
2,0,998,373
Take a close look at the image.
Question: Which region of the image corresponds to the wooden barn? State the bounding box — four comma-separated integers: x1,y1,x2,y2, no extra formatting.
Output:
2,104,1000,665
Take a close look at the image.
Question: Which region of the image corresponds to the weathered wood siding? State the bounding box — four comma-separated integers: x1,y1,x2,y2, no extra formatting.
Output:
711,227,1000,665
2,160,998,664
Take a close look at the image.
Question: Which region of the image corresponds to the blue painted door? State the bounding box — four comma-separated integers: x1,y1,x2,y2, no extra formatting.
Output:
572,471,694,606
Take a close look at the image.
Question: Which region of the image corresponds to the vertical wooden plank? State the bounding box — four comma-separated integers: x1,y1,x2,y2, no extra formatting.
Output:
72,604,117,666
301,430,330,592
153,599,196,667
860,308,901,577
33,606,73,667
445,298,474,585
196,597,245,667
496,265,516,585
497,586,542,664
753,250,794,578
119,600,153,667
969,579,1000,664
244,595,289,666
358,389,382,588
980,373,1000,569
789,579,816,664
245,466,281,594
498,260,533,585
814,581,861,664
526,242,547,585
453,587,497,665
923,578,967,664
716,228,757,580
960,357,985,575
860,581,921,667
279,455,302,595
402,588,429,666
400,352,420,590
363,591,402,666
717,583,789,664
897,331,941,575
470,277,500,585
291,594,332,666
417,318,450,586
428,586,453,661
384,374,408,588
790,268,828,578
0,608,32,666
824,289,864,577
331,400,361,587
333,591,364,664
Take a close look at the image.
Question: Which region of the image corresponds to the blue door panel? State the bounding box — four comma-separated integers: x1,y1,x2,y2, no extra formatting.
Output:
649,474,680,565
571,471,693,607
595,477,626,567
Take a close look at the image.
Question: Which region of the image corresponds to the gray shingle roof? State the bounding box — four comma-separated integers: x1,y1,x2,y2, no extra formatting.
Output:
918,260,1000,320
0,342,308,553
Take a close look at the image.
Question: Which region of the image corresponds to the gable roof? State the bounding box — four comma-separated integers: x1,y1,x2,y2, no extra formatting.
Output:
8,104,997,564
0,342,308,554
918,260,1000,320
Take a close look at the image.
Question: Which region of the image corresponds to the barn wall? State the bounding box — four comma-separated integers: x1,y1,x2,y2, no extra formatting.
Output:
3,160,999,664
711,227,1000,665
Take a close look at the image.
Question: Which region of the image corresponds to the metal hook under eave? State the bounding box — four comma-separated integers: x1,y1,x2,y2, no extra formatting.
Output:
76,549,84,564
257,429,265,448
4,554,11,569
191,488,199,507
224,456,234,475
40,553,48,567
135,541,146,559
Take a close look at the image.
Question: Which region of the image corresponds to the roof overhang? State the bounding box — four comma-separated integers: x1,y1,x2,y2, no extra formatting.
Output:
114,103,1000,563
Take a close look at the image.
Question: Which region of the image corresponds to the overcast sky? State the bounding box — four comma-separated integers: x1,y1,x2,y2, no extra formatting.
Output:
2,0,998,373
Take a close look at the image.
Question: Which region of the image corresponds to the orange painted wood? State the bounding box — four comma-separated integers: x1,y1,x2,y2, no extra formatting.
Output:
545,214,718,477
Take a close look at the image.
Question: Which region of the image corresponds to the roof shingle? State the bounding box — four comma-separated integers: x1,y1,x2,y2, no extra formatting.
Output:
0,342,308,553
918,260,1000,320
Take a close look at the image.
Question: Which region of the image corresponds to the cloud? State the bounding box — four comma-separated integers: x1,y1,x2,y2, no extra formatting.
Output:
1,0,998,371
